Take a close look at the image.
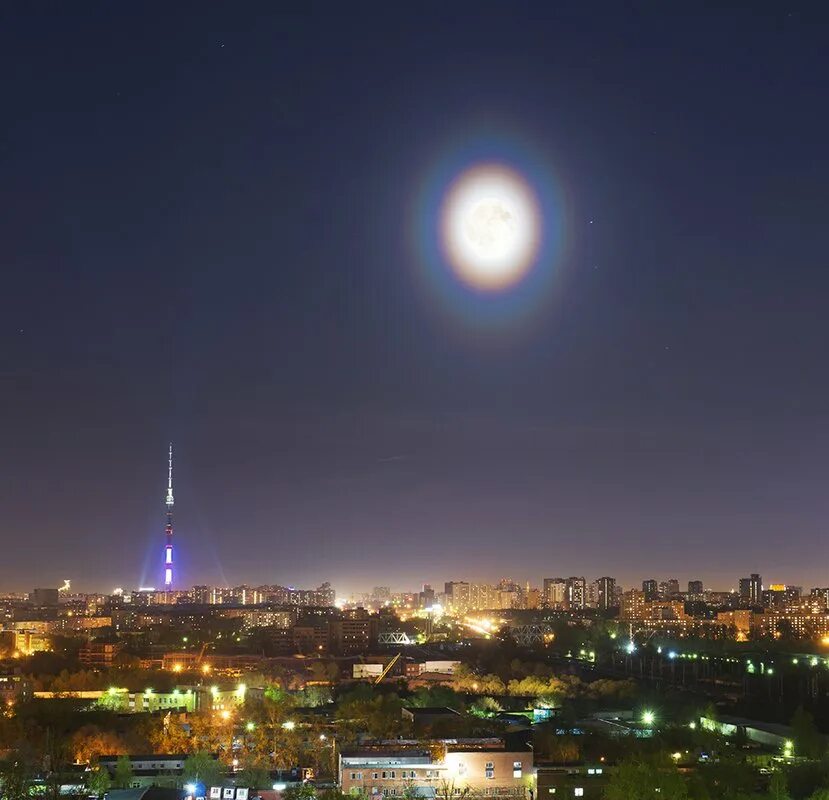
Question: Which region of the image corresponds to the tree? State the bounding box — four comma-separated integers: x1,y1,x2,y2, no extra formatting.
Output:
604,757,689,800
335,693,405,740
148,713,193,754
317,791,352,800
298,685,332,708
235,764,270,792
113,755,134,789
469,697,502,717
768,772,790,800
282,786,317,800
182,751,222,789
0,759,31,800
695,758,757,800
87,766,111,798
408,686,461,709
792,707,825,760
72,725,129,764
436,779,469,800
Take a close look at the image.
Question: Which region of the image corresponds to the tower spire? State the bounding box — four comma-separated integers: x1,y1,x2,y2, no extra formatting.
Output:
166,442,174,507
163,443,174,589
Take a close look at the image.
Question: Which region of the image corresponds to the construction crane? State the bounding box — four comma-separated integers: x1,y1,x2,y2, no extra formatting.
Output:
374,652,401,685
195,641,211,674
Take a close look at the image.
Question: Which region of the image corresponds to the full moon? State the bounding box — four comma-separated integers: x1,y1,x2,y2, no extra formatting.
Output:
440,163,541,290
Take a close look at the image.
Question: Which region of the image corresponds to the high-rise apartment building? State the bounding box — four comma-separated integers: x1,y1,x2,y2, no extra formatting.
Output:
566,577,586,610
688,580,704,596
810,588,829,609
543,578,567,609
444,581,470,613
642,579,658,600
586,580,600,609
419,585,435,609
739,574,762,606
597,576,617,610
191,585,210,605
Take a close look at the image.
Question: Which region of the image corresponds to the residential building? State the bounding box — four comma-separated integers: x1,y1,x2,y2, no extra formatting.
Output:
566,577,586,610
543,578,567,609
444,582,471,614
596,577,617,611
79,641,122,668
715,610,753,641
620,590,646,622
331,608,378,655
30,588,59,607
739,574,762,606
0,671,31,705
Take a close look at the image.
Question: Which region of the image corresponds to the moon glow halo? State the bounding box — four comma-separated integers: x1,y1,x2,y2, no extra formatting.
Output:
439,163,542,291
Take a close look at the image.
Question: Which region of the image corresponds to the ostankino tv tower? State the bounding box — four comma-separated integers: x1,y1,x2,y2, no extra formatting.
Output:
164,443,174,589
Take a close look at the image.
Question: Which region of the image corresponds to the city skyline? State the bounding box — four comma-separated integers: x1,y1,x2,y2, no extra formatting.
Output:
3,6,829,592
6,564,817,602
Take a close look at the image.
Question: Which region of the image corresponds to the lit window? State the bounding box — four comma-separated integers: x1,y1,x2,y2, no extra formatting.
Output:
574,790,584,798
486,762,494,780
548,791,556,795
513,762,522,778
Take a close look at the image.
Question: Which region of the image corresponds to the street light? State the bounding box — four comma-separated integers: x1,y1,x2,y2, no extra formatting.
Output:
246,721,255,732
642,710,655,726
282,720,296,730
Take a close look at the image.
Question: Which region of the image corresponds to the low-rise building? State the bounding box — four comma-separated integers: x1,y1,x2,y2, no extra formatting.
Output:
99,754,191,789
536,763,610,799
753,607,829,639
340,738,533,798
14,629,51,656
0,671,32,705
79,641,122,667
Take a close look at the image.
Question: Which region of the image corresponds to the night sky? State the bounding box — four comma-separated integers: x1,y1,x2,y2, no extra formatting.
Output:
3,4,828,595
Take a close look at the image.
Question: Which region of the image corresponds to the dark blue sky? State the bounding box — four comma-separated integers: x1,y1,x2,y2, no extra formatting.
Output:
2,3,828,594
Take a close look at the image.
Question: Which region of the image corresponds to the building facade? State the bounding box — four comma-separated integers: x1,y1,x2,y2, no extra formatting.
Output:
340,741,533,798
